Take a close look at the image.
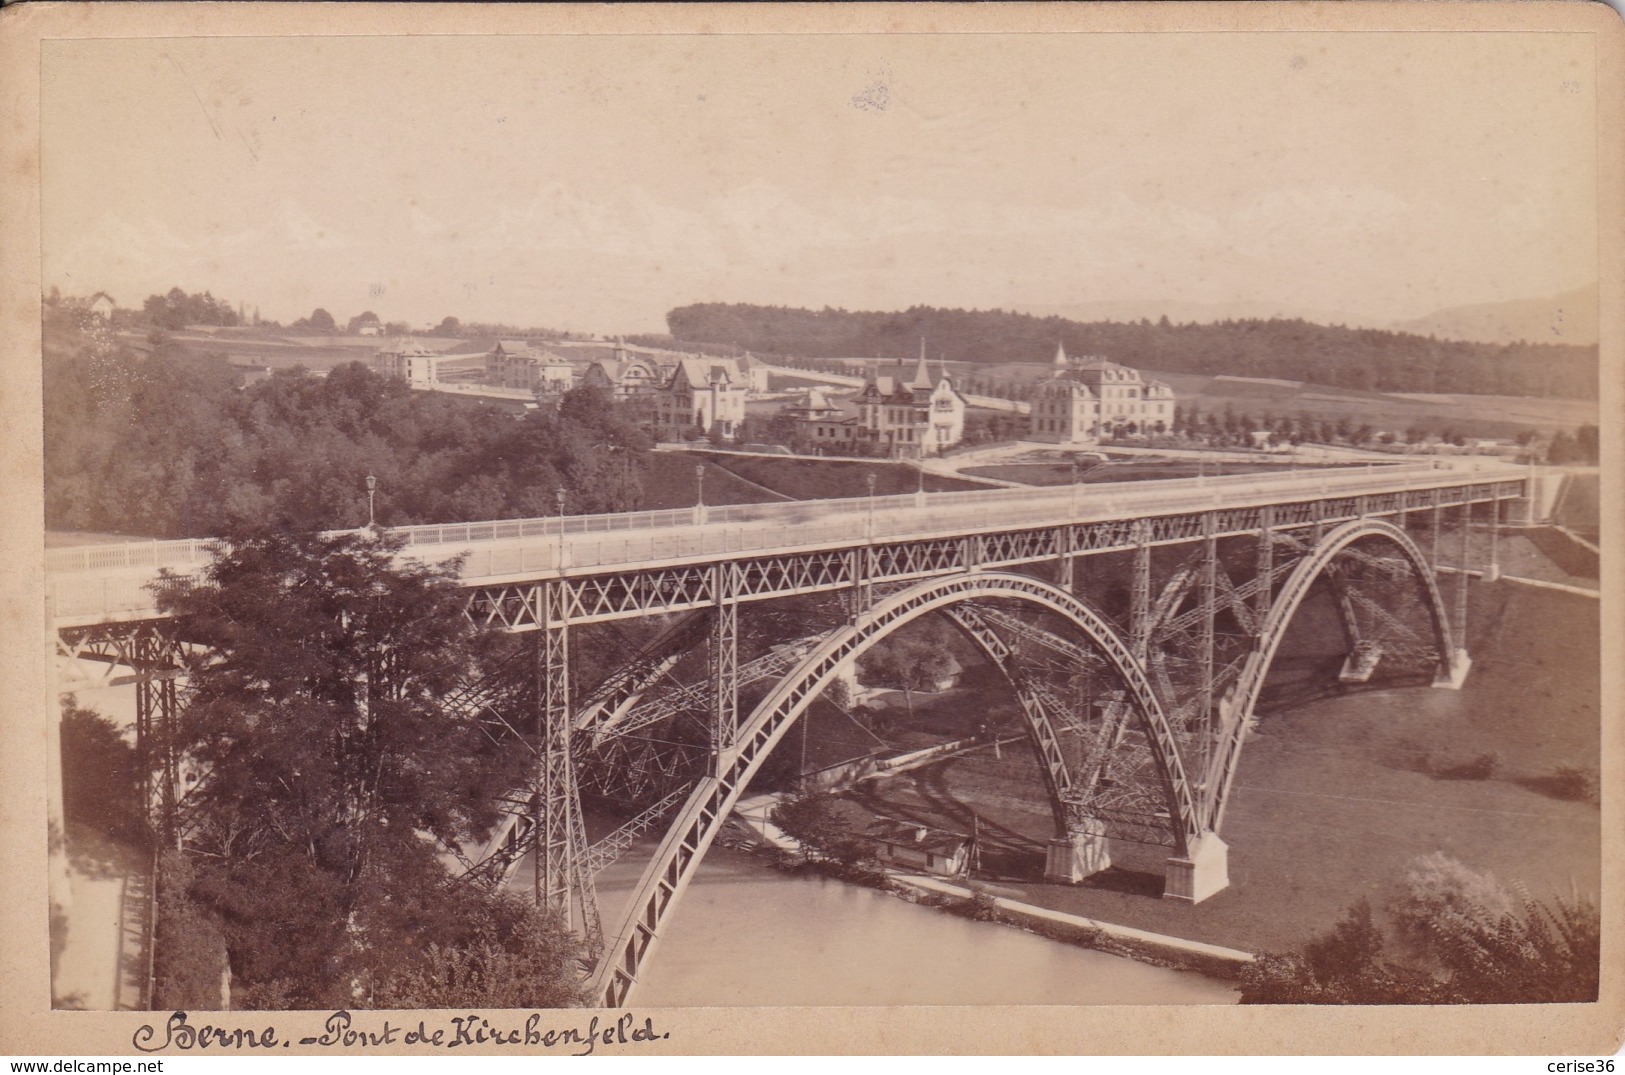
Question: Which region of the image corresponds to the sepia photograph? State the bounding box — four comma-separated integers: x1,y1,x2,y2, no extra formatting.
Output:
2,1,1620,1057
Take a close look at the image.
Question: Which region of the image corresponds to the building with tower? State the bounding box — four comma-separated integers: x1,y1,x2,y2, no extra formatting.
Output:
1029,344,1175,444
792,345,966,458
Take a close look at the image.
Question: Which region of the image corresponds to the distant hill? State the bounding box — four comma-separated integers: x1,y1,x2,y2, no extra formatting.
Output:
1394,286,1598,346
666,302,1597,399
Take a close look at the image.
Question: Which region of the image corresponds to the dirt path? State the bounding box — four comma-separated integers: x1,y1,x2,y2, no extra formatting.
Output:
52,823,149,1010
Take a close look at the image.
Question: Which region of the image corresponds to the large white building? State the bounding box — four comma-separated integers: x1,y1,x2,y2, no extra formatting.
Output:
374,346,455,385
485,340,576,393
1029,345,1175,444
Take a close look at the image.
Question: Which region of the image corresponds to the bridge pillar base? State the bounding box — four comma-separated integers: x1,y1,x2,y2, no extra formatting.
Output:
1432,648,1472,690
1162,835,1229,904
1484,563,1502,583
1044,822,1111,884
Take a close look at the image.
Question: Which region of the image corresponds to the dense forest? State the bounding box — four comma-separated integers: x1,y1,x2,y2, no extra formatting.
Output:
43,306,652,538
666,303,1597,399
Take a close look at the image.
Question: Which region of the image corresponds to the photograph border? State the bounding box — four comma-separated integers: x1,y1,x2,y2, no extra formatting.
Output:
2,1,1621,1056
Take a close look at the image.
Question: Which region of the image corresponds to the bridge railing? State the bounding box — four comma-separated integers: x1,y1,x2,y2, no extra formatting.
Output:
44,460,1524,623
45,538,221,574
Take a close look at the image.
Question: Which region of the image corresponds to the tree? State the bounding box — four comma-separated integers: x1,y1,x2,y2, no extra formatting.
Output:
142,287,240,330
1546,431,1576,463
59,701,144,844
770,790,873,865
156,527,576,1007
1240,855,1599,1004
346,311,382,335
1574,424,1599,463
857,620,960,718
305,308,337,333
433,316,462,337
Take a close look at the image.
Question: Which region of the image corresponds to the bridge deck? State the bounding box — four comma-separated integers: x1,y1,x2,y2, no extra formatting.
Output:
45,460,1527,628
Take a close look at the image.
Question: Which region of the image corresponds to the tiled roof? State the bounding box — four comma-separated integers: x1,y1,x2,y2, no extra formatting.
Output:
673,355,744,387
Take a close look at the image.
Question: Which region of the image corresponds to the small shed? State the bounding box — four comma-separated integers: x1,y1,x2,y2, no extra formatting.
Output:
866,819,972,878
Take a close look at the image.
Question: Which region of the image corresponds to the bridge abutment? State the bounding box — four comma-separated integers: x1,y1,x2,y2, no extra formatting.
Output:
1432,647,1472,690
1043,820,1112,883
1163,834,1229,904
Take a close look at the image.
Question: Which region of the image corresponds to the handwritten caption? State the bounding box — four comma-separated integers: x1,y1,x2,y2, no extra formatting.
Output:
133,1009,670,1055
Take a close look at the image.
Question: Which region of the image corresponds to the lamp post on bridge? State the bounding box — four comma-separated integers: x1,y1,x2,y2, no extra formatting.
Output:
1070,459,1081,517
695,464,706,525
555,486,567,568
866,472,878,541
365,474,377,530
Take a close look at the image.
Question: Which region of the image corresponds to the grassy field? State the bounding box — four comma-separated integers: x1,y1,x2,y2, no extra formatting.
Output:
693,453,985,501
963,363,1596,439
961,457,1336,487
840,578,1599,956
1552,472,1600,540
122,328,385,372
636,453,789,511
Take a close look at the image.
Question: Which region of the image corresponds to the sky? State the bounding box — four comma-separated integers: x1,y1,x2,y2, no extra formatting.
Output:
41,31,1599,336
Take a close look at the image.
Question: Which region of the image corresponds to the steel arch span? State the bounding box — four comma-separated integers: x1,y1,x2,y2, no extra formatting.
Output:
589,570,1197,1006
1206,517,1457,834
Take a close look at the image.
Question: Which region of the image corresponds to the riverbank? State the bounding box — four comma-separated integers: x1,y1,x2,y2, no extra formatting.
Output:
832,578,1599,960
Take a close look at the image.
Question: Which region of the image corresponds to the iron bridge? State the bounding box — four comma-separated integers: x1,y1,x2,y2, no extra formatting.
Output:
45,459,1529,1005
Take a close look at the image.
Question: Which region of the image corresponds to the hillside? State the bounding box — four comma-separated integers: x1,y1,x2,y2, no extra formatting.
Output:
1394,286,1599,347
667,303,1596,399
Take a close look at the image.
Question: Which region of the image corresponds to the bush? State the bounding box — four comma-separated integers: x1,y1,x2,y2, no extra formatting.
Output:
1389,852,1516,952
1404,747,1502,781
1238,899,1439,1004
370,896,587,1009
1241,855,1600,1004
152,852,229,1010
1433,751,1501,781
1544,764,1599,803
968,892,1003,922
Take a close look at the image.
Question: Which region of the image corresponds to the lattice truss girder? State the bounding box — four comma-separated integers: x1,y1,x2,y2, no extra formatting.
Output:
534,587,604,952
452,590,856,886
959,602,1179,847
56,621,195,837
457,484,1519,632
1267,528,1441,671
960,517,1448,845
56,620,187,692
575,595,852,802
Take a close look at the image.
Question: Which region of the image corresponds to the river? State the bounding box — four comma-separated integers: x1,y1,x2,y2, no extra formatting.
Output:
591,845,1238,1007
